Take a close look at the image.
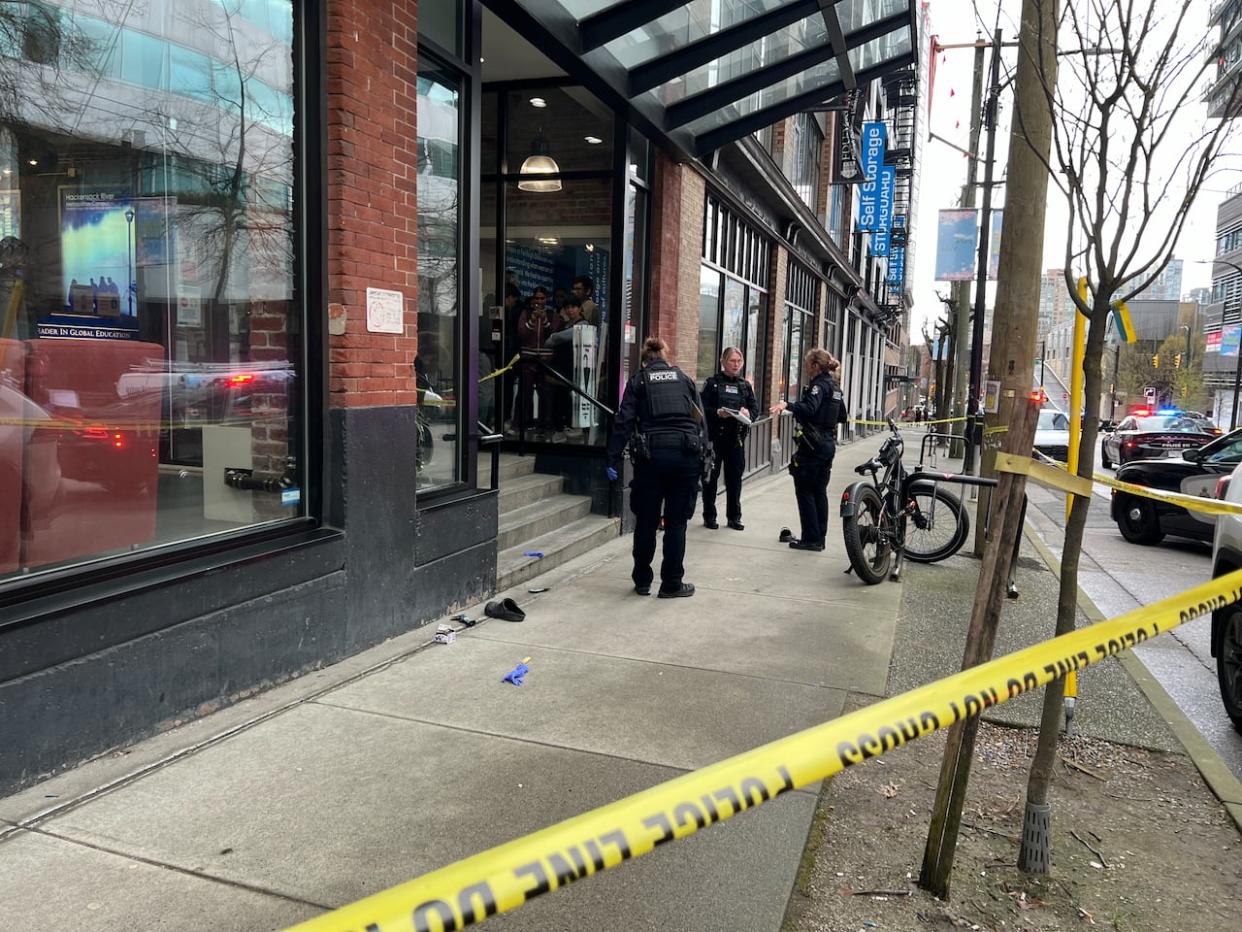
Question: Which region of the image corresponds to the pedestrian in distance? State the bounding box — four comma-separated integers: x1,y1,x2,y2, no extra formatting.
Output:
607,336,709,598
769,348,848,551
701,346,759,530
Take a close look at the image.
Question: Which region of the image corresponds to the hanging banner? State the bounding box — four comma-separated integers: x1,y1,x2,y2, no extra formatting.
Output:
934,209,978,281
873,166,896,256
987,210,1003,280
1222,324,1241,358
835,117,863,183
887,216,907,288
856,121,887,231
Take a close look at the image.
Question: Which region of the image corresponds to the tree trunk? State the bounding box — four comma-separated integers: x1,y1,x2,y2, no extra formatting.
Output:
1018,293,1110,872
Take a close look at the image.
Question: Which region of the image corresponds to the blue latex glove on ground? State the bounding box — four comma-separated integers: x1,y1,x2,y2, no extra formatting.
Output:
606,466,619,482
502,662,530,686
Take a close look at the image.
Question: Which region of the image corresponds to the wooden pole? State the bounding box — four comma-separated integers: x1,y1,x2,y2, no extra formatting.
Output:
918,397,1039,898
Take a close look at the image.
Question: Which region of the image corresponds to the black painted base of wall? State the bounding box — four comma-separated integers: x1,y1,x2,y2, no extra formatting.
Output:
0,405,498,796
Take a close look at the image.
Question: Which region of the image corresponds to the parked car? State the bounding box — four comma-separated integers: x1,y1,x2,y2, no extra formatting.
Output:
1100,413,1217,469
1209,462,1242,733
1033,408,1071,462
1110,427,1242,544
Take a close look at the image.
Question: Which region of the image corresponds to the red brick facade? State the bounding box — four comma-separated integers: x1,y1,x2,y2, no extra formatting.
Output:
648,152,706,376
326,0,421,409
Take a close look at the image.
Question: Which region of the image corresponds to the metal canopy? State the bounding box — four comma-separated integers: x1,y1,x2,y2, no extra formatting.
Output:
489,0,919,158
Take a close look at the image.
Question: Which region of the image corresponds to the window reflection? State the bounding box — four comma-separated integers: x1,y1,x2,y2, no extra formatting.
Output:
416,59,463,491
0,0,300,581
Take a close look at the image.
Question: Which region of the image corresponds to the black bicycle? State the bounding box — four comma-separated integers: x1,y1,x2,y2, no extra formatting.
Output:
840,419,971,584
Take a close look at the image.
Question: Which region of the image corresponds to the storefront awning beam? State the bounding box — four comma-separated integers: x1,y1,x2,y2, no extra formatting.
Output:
691,52,915,156
817,0,856,92
579,0,690,52
664,8,911,130
626,0,822,96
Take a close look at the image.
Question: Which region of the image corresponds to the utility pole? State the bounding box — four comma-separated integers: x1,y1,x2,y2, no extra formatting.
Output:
963,31,1003,475
922,0,1059,895
952,44,987,452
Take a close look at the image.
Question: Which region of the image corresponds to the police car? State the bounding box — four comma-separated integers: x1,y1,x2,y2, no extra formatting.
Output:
1110,426,1242,545
1100,409,1217,469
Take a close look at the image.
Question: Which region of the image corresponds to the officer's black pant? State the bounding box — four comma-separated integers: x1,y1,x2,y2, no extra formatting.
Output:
792,457,833,546
702,440,744,522
630,447,700,591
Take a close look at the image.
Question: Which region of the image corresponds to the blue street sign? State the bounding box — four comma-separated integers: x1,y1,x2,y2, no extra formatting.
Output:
857,121,887,231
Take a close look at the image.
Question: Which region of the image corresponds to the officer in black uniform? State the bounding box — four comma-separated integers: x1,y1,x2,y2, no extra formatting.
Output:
700,346,759,530
770,348,848,551
607,337,707,598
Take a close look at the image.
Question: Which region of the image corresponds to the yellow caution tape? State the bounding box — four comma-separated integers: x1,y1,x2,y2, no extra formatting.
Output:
850,415,968,427
286,567,1242,932
984,425,1008,435
479,354,521,384
995,452,1094,497
1001,453,1242,517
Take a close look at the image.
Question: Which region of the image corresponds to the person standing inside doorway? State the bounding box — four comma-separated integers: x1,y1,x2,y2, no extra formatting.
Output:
700,346,758,530
607,337,707,598
769,349,847,551
571,275,599,325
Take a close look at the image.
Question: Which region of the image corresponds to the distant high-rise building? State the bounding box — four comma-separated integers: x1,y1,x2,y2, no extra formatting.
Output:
1123,259,1183,301
1184,286,1212,306
1038,269,1073,340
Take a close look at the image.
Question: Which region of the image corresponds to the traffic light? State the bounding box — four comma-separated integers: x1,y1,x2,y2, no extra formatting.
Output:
1152,354,1160,368
1174,353,1182,369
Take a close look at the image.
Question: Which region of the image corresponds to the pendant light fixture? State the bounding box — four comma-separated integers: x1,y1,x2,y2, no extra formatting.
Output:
518,130,561,192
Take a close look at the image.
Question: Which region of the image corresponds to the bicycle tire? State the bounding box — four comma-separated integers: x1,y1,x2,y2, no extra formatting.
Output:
843,484,892,584
903,485,969,564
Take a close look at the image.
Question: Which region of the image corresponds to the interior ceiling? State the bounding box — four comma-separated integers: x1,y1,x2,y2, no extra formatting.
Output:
482,7,566,82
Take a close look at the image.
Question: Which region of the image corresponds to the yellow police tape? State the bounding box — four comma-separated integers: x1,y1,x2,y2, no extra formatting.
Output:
999,452,1242,517
479,354,520,384
851,415,968,427
286,566,1242,932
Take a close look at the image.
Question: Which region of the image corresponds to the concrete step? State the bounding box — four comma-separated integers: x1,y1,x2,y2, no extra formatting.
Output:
497,514,621,592
497,495,594,551
498,472,564,514
496,454,536,482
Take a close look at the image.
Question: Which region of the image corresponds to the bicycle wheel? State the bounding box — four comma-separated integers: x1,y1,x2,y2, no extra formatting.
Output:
903,485,969,563
843,485,893,584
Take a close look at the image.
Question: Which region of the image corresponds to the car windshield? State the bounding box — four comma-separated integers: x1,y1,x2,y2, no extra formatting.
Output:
1136,416,1204,433
1037,410,1069,431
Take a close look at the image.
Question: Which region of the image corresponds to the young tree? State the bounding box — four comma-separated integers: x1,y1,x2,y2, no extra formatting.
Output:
1009,0,1241,872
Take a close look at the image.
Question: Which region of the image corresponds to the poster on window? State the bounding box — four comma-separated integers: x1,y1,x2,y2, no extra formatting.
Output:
58,188,138,318
0,189,19,240
987,210,1003,280
934,209,978,281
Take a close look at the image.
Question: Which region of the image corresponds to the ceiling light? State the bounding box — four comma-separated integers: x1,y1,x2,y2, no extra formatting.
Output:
537,236,560,245
27,159,37,166
529,96,547,108
584,135,603,145
585,243,595,252
518,132,561,193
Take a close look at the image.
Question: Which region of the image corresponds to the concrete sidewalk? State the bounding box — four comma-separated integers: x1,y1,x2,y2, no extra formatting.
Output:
0,435,904,931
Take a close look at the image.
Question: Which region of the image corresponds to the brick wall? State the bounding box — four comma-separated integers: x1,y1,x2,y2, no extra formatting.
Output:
326,0,421,409
675,168,706,377
648,149,682,356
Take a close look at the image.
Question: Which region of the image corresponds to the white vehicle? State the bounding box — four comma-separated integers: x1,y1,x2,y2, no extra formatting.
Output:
1033,408,1071,462
1209,463,1242,733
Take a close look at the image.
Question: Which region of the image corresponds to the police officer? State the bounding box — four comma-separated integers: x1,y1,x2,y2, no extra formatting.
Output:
701,346,759,530
769,348,848,551
607,337,707,598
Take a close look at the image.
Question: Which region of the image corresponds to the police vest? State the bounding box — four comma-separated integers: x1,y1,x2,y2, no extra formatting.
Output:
639,365,698,437
718,379,744,411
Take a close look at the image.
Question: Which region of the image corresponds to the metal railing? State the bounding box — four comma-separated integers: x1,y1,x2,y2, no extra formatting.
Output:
478,421,503,492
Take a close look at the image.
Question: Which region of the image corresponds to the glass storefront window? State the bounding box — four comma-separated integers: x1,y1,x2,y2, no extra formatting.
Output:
416,58,463,491
698,267,721,382
722,278,745,355
0,0,301,584
622,183,648,386
746,288,764,400
501,178,612,446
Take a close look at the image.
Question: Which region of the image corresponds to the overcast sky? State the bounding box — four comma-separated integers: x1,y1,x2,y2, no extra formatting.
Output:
909,0,1240,342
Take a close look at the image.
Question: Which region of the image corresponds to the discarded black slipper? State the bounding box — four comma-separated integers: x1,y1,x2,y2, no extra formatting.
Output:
484,598,526,622
778,527,793,542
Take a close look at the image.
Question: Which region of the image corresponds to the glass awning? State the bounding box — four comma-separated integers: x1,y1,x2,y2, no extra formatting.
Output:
493,0,918,157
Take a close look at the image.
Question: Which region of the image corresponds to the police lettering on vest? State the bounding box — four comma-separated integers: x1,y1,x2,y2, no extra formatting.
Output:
721,383,742,411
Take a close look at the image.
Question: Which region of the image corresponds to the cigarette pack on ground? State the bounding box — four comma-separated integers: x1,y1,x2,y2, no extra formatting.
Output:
434,624,456,645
